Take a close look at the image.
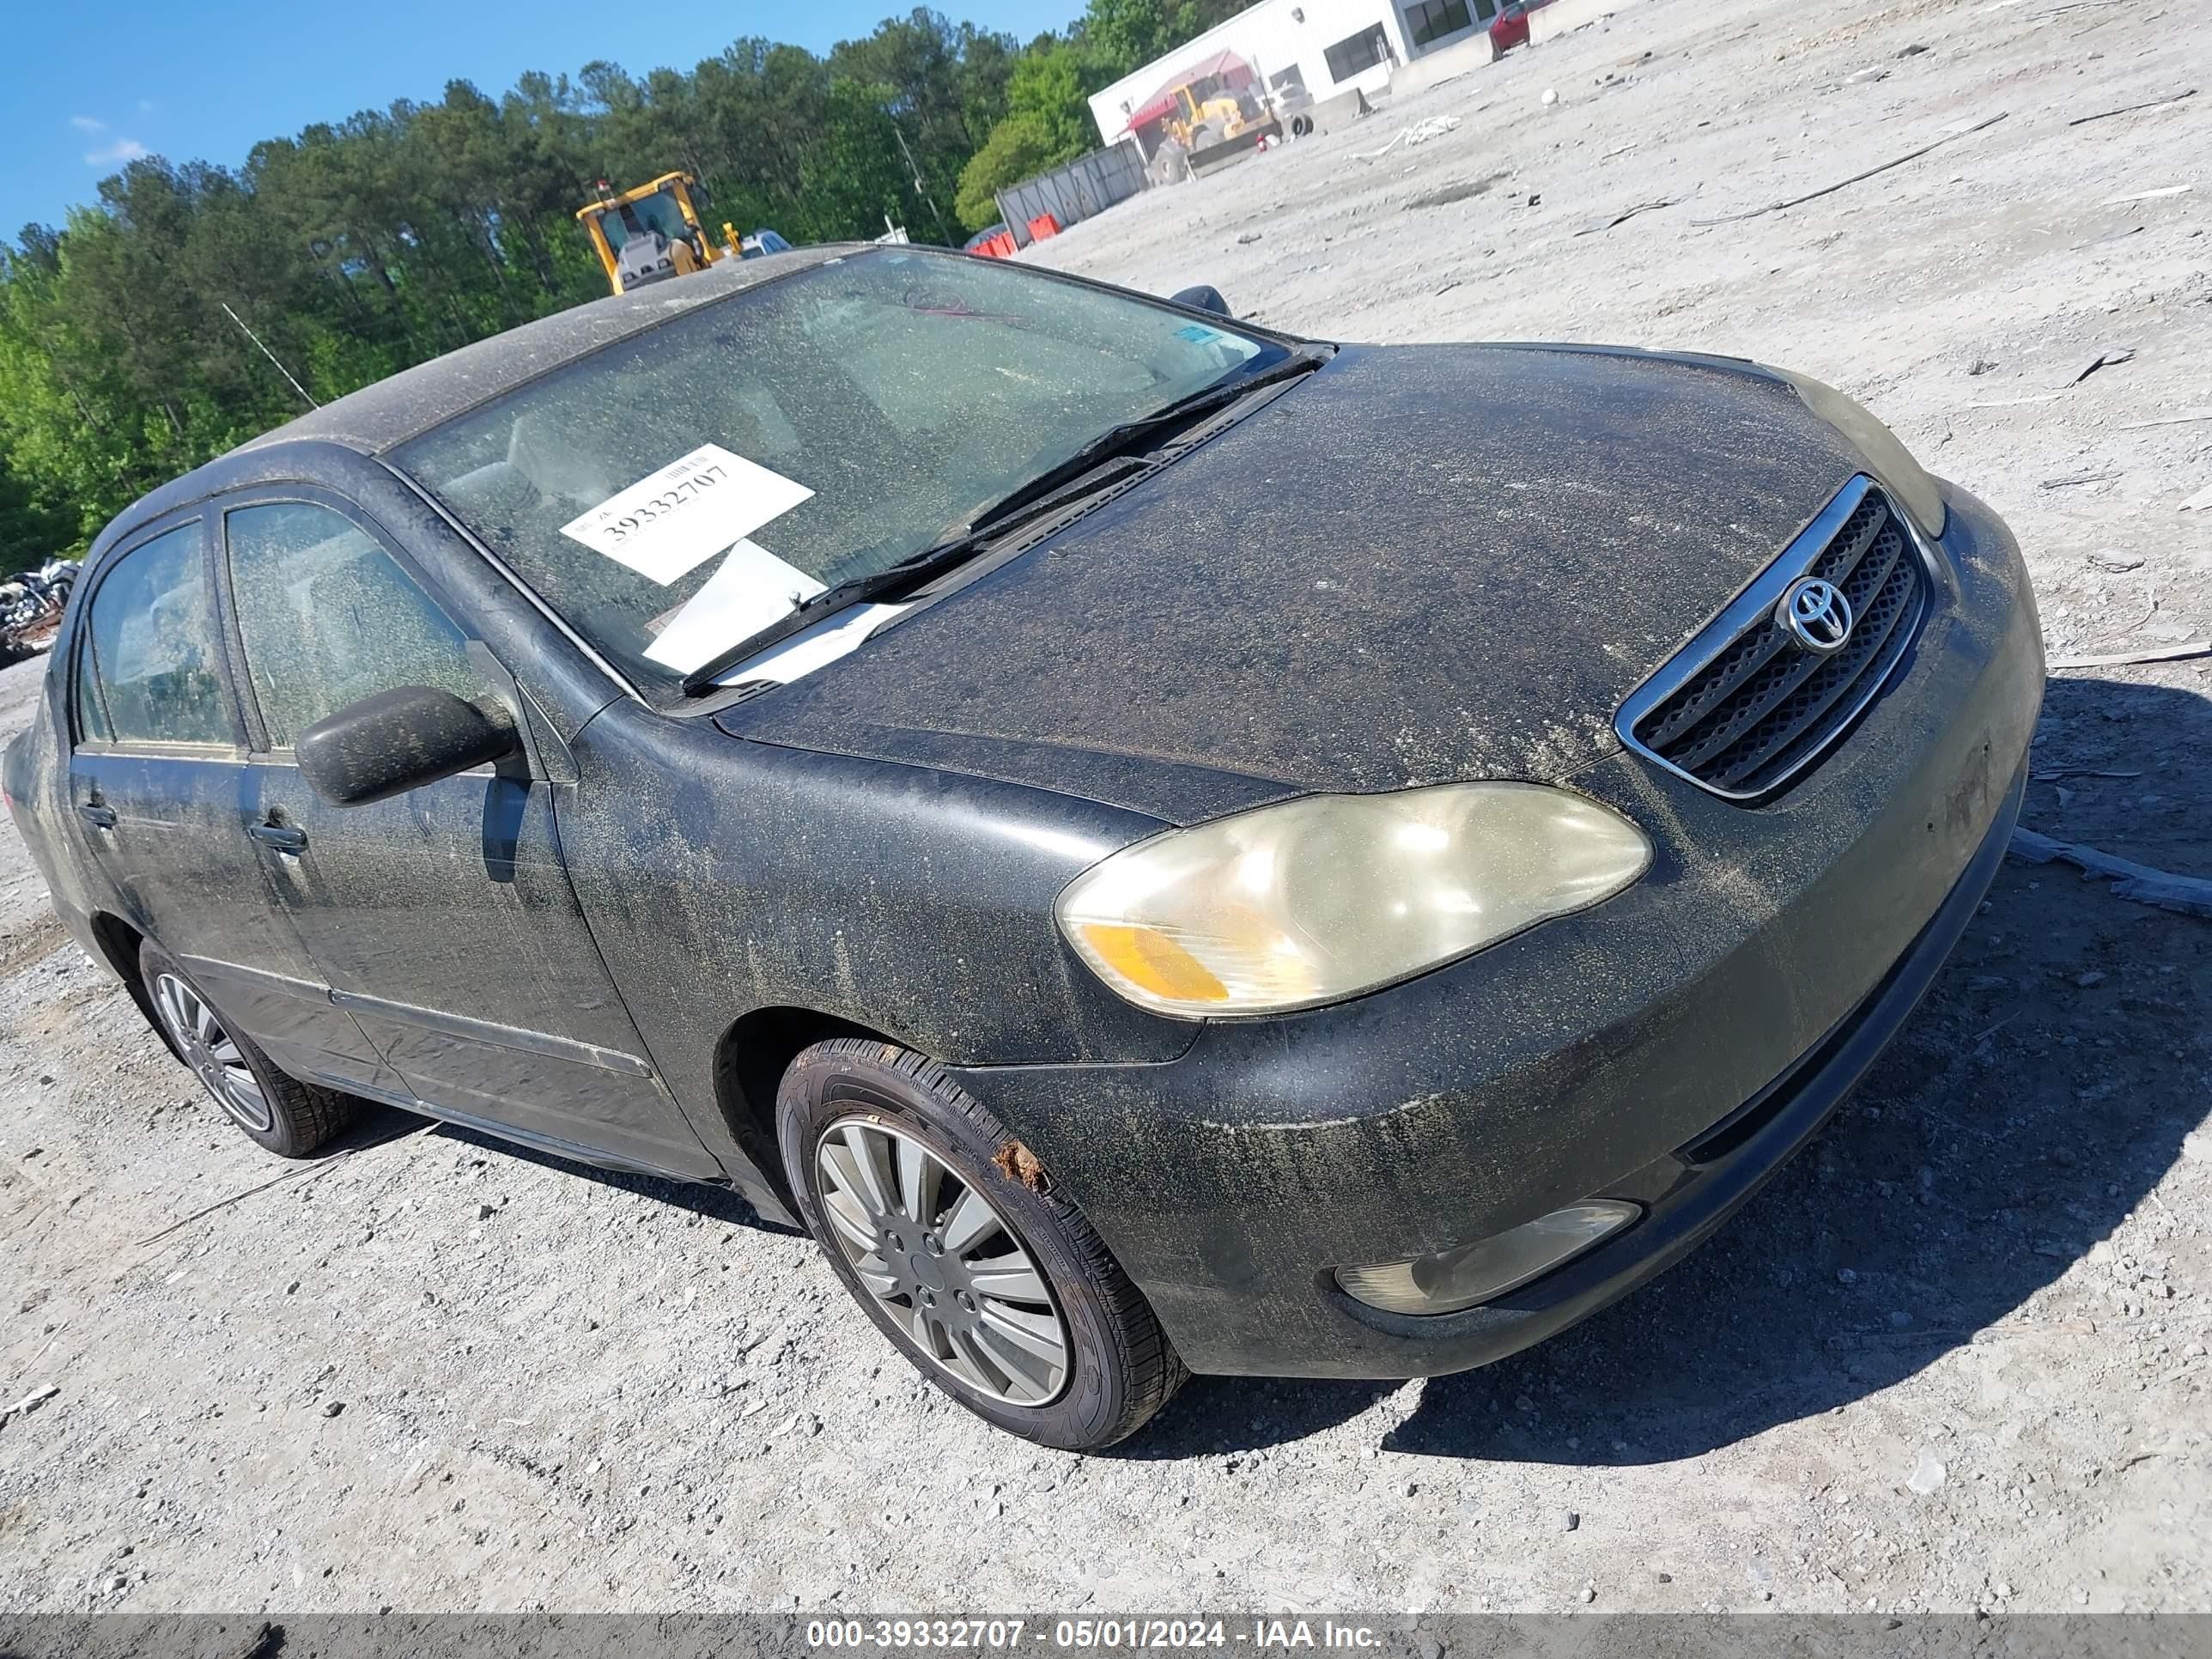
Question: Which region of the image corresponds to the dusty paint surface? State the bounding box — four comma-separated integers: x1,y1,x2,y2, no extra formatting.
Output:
727,343,1865,808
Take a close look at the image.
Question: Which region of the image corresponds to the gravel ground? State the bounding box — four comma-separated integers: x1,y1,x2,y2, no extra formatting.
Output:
3,0,2209,1616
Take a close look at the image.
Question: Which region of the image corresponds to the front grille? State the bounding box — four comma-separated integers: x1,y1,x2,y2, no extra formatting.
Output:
1622,479,1931,799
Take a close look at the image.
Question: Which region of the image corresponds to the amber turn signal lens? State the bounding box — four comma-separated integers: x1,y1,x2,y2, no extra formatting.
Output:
1073,923,1230,1006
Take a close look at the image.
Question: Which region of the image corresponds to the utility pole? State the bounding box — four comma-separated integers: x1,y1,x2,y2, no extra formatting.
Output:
888,118,953,246
221,302,319,410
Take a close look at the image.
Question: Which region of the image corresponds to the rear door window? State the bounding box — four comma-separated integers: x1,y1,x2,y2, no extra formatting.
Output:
222,500,480,750
82,521,235,746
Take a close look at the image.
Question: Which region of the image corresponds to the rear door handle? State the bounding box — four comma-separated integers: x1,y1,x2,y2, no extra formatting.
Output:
77,803,117,830
247,822,308,854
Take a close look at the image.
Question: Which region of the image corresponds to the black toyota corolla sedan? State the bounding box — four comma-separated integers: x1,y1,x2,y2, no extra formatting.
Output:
3,244,2042,1449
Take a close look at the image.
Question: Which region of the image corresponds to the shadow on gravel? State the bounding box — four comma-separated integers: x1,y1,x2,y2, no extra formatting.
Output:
1121,1375,1400,1458
1130,678,2212,1462
410,1115,804,1234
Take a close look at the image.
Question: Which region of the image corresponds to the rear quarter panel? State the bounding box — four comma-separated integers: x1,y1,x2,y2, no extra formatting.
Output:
3,653,108,973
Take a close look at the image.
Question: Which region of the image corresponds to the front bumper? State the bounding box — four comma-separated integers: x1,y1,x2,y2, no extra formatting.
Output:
1319,756,2021,1369
953,483,2044,1377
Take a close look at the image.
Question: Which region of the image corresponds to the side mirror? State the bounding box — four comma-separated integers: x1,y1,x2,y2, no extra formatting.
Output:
1170,283,1231,317
295,685,517,806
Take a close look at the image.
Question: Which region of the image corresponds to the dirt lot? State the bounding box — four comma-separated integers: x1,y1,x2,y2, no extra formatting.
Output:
3,0,2209,1617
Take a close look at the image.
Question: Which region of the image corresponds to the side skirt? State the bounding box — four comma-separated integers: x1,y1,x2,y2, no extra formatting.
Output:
300,1069,726,1185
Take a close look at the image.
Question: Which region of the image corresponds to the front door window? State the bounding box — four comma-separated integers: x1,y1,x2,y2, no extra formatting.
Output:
223,501,482,747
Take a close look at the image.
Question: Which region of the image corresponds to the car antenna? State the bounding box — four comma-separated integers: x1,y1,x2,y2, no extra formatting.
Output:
220,301,319,410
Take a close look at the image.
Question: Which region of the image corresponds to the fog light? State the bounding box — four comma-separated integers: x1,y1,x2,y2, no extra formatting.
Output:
1334,1200,1641,1316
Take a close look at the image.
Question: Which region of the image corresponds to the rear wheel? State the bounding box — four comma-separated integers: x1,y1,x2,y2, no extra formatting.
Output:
778,1039,1186,1449
139,939,351,1158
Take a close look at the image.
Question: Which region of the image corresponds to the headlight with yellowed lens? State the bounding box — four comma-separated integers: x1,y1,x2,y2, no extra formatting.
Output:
1054,782,1652,1018
1770,368,1948,539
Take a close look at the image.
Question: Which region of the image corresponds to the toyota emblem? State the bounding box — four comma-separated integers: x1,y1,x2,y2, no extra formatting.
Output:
1778,577,1854,655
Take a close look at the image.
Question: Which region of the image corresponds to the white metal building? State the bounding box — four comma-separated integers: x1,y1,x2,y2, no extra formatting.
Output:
1085,0,1517,155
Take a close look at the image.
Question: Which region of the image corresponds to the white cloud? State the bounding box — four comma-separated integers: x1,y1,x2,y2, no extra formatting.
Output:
85,138,149,167
70,114,106,132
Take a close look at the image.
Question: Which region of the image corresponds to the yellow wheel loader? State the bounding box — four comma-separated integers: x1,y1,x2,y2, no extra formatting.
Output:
577,173,734,295
1164,82,1281,172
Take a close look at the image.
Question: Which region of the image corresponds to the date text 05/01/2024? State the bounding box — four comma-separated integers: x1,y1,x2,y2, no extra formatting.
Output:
805,1620,1387,1650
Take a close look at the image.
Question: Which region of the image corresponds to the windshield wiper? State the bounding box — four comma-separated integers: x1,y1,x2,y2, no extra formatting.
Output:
678,459,1140,696
678,533,998,696
679,343,1330,697
960,343,1331,539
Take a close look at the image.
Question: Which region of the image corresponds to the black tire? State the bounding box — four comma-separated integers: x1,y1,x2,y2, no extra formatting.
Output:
138,939,352,1158
778,1038,1187,1449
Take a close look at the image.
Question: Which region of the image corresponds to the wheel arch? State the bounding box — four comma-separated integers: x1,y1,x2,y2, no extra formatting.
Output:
713,1004,895,1211
88,911,174,1058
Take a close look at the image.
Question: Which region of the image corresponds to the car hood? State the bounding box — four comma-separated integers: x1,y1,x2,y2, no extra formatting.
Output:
720,343,1867,824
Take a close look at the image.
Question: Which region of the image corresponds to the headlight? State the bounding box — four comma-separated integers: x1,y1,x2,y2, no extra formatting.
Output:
1055,782,1651,1018
1770,368,1947,539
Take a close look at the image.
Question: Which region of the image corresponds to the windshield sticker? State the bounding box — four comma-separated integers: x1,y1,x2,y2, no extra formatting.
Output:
641,538,826,673
560,443,814,585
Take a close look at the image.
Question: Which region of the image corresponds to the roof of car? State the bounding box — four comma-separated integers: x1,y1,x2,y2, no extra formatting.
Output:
234,243,865,459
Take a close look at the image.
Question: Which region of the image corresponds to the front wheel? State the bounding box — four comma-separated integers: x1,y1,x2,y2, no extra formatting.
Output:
778,1039,1186,1449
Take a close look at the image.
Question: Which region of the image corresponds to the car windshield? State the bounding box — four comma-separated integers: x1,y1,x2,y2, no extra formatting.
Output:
393,248,1278,696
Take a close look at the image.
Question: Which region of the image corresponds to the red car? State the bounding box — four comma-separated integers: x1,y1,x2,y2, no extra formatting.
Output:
1490,0,1537,52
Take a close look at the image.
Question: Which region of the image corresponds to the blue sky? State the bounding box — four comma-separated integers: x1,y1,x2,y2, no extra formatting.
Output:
5,0,1077,241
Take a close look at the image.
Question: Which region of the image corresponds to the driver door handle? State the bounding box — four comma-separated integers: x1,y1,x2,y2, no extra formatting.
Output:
248,821,308,854
77,802,117,829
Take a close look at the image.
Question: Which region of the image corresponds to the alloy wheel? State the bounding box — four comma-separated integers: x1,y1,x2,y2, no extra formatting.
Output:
153,973,273,1134
814,1119,1070,1406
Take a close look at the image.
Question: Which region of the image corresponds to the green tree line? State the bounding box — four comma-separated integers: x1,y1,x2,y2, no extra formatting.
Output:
0,0,1249,566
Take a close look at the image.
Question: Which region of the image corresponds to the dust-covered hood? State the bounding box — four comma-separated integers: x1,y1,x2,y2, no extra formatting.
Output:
718,343,1867,824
